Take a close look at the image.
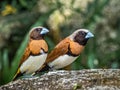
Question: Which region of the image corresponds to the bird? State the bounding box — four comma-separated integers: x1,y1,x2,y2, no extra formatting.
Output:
13,26,49,80
35,29,94,73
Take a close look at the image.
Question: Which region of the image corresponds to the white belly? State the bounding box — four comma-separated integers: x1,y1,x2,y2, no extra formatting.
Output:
48,55,78,69
20,54,47,74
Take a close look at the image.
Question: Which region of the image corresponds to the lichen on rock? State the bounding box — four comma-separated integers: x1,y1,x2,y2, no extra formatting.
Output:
0,69,120,90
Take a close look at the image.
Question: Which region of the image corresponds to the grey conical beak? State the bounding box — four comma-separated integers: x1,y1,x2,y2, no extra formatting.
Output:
85,32,94,39
40,28,49,35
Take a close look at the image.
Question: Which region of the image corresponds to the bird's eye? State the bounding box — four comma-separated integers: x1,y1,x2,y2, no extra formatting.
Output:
80,31,85,36
36,28,41,32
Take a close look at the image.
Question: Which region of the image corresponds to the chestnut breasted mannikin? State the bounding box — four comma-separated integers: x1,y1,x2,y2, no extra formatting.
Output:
36,29,94,73
13,26,49,80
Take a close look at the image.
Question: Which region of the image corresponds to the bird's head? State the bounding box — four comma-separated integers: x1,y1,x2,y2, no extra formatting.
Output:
69,29,94,46
30,26,49,40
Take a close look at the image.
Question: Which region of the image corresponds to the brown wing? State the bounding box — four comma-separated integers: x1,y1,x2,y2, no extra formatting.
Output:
19,45,30,66
13,43,31,80
46,38,71,63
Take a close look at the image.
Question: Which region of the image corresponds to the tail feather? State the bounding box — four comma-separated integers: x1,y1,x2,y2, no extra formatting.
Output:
40,64,51,72
13,69,23,81
34,64,51,75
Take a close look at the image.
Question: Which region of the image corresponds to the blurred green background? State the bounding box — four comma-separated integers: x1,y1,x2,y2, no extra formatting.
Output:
0,0,120,86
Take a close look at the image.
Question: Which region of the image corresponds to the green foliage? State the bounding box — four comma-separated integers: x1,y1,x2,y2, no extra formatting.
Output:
0,49,9,85
10,34,29,79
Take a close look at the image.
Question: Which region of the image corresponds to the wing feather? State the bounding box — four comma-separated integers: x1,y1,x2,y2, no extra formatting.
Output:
46,38,70,63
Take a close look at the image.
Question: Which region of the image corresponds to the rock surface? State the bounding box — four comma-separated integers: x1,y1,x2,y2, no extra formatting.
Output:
0,69,120,90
